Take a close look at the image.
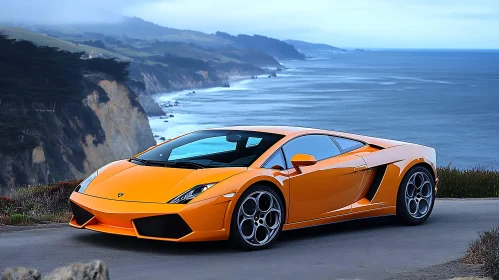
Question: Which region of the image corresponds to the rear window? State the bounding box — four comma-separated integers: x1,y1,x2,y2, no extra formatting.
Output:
331,136,364,152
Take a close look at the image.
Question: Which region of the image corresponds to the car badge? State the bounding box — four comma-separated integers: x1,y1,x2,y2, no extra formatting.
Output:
118,193,124,198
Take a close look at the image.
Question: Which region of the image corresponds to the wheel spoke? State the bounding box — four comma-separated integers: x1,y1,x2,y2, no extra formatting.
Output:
241,197,257,217
421,182,432,198
254,225,270,244
418,198,430,215
257,193,273,212
415,173,424,189
408,198,419,215
238,217,255,240
264,209,281,229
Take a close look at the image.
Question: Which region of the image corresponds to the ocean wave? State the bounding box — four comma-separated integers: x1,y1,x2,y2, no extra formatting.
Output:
388,76,454,84
379,81,396,85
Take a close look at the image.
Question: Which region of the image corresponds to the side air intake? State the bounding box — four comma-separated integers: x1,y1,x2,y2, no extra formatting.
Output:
365,165,388,201
133,214,193,239
70,201,94,225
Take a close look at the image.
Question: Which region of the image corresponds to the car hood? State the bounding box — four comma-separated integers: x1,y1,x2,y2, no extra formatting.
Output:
83,160,247,203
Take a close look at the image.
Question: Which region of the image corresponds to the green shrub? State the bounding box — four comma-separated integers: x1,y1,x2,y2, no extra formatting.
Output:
0,196,14,215
437,165,499,198
464,226,499,279
0,180,81,225
9,213,30,225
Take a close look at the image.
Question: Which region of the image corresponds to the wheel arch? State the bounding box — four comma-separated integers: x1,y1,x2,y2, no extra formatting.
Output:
250,180,287,219
402,158,437,183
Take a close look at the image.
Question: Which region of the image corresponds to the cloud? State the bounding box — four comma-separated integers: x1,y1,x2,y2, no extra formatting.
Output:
0,0,150,24
1,0,498,48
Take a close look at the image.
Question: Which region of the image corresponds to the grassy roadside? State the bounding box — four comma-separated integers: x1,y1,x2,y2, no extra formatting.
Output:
436,165,499,198
0,166,498,226
0,180,79,226
462,225,499,279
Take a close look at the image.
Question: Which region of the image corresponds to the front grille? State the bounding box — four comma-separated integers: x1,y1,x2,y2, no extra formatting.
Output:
133,214,192,239
70,201,94,225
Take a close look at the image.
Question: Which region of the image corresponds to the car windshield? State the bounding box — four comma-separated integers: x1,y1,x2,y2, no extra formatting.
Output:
134,130,284,168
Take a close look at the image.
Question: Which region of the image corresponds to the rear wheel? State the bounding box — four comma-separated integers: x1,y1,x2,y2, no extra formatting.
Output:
397,166,435,225
229,185,284,250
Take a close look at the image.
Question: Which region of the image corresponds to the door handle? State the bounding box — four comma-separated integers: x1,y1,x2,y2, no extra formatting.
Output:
354,165,367,172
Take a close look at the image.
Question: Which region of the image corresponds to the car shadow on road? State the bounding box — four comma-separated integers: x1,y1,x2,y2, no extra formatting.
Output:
72,215,422,254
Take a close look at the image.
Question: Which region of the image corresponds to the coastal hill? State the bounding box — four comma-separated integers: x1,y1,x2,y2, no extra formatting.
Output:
285,39,346,56
0,25,284,114
0,34,155,193
34,17,230,48
1,19,307,115
216,31,306,61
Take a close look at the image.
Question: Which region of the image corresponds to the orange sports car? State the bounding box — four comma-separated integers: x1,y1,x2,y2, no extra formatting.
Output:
69,126,438,250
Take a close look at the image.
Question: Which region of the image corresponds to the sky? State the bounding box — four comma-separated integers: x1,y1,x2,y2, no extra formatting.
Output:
1,0,498,49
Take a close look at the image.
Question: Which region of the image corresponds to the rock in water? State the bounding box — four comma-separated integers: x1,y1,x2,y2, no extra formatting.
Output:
42,260,109,280
2,267,41,280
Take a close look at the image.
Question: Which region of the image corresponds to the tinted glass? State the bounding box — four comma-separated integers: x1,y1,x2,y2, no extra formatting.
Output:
170,136,236,160
138,130,284,168
282,135,341,167
262,149,286,170
332,136,364,152
246,137,262,147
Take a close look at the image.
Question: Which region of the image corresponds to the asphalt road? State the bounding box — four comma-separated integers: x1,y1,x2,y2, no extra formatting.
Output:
1,200,498,280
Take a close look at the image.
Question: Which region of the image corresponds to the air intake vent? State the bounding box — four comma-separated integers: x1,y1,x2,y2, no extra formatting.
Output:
70,201,94,225
366,165,388,201
134,214,192,239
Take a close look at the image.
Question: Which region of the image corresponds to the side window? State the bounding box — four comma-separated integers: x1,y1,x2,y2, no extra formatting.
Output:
169,136,236,160
332,136,364,152
246,137,262,147
282,135,341,167
262,149,286,170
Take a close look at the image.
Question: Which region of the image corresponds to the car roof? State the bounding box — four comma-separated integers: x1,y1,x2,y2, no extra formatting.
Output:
206,125,315,135
205,125,411,149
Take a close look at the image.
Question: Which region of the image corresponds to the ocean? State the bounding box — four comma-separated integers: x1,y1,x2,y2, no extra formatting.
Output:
149,50,499,169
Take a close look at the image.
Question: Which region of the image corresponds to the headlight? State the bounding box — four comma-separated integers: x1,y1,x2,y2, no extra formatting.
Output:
168,183,217,204
74,164,111,193
75,171,98,193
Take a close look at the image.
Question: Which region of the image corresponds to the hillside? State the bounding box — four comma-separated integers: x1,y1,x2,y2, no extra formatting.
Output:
0,26,130,60
35,17,230,48
0,34,154,193
285,39,346,55
1,26,279,108
216,32,306,60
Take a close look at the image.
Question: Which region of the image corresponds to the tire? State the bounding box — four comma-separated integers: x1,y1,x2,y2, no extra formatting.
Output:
229,184,285,250
397,166,436,225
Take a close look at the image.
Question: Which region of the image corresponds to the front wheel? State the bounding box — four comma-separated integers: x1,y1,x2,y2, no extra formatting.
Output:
229,185,284,250
397,166,436,225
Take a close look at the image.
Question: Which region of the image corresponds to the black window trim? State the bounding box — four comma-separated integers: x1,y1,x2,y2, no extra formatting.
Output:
259,133,367,170
329,135,367,154
261,148,287,170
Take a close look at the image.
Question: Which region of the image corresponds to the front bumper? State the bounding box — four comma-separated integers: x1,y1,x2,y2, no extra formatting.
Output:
69,192,234,242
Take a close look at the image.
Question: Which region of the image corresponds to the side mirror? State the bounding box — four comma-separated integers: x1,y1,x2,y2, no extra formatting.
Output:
290,154,317,173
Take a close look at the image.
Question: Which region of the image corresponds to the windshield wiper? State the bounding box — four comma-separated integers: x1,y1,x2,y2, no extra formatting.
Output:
167,161,207,169
130,158,207,169
130,158,168,167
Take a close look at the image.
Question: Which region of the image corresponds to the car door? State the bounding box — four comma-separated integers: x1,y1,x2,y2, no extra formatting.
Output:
283,134,368,223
